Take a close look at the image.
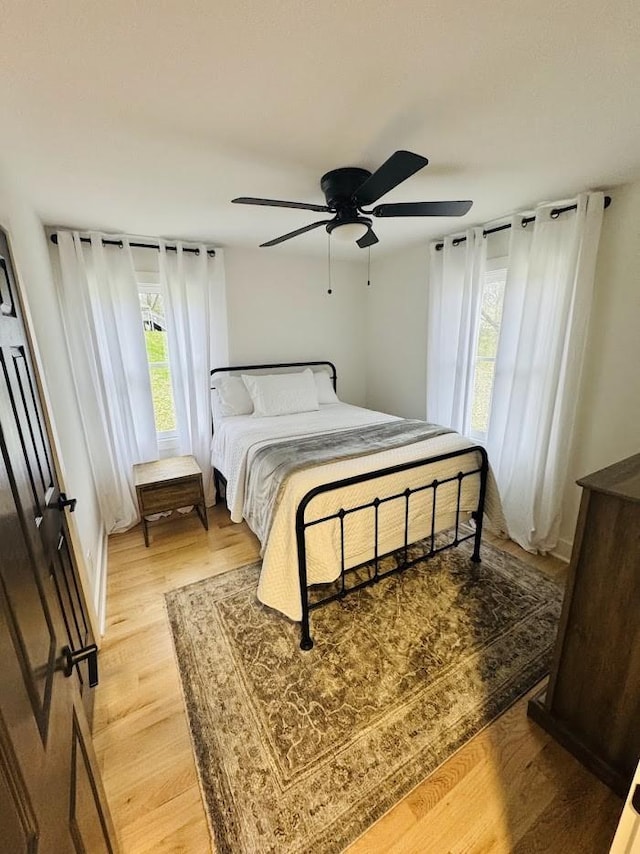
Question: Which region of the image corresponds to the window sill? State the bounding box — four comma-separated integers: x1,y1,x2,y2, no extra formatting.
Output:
468,431,488,446
158,433,179,459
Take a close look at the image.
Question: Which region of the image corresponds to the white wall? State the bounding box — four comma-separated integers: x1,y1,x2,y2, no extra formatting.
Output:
556,180,640,556
128,244,369,404
224,249,368,405
0,174,104,631
365,244,429,418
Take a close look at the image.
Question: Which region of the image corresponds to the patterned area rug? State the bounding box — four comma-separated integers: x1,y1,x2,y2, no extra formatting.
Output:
165,539,562,854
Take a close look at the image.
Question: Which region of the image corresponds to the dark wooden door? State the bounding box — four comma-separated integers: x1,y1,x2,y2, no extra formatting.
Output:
0,229,118,852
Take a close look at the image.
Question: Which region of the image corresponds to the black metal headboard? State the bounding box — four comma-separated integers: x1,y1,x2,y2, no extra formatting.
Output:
210,360,337,391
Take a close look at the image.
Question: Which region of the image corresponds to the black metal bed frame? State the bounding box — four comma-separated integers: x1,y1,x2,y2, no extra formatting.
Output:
295,446,487,649
210,361,488,651
211,360,337,391
210,361,337,508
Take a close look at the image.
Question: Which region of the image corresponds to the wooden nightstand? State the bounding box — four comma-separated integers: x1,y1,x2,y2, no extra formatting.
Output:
133,455,208,547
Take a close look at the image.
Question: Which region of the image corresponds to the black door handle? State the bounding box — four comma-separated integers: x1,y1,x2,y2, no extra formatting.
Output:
62,643,98,687
632,783,640,814
57,493,77,513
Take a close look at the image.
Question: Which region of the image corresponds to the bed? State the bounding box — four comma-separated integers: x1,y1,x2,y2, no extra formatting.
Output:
211,361,504,650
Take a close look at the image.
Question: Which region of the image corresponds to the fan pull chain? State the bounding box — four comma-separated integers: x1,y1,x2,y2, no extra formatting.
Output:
327,231,332,295
367,246,371,287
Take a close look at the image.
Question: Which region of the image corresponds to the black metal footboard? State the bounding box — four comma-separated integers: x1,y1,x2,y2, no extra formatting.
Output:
295,445,488,650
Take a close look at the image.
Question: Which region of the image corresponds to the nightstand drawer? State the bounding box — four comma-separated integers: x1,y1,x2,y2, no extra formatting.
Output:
139,478,203,514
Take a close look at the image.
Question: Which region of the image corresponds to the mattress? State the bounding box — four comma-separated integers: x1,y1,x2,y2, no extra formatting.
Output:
211,403,504,621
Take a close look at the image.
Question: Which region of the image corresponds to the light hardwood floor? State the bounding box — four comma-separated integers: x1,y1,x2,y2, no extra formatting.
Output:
93,507,623,853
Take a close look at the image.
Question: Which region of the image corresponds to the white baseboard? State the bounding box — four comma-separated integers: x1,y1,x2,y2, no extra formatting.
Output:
551,537,573,563
94,529,109,636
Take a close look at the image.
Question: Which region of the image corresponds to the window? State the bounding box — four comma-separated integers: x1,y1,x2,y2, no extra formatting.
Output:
469,259,507,440
138,287,177,437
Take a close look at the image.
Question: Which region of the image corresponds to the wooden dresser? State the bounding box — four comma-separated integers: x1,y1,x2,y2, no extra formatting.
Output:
528,453,640,796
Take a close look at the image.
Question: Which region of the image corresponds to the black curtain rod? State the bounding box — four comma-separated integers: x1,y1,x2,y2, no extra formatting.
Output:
49,232,216,257
434,195,611,251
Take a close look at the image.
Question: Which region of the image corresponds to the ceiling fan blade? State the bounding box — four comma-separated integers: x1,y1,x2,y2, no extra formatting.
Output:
260,220,333,248
353,151,429,207
357,227,379,249
372,200,473,217
233,196,331,213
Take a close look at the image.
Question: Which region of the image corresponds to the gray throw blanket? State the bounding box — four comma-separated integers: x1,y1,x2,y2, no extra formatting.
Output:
245,420,454,544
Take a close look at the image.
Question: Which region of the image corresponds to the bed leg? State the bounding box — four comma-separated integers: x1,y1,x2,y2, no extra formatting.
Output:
471,447,488,563
300,620,314,651
296,502,314,650
471,510,483,563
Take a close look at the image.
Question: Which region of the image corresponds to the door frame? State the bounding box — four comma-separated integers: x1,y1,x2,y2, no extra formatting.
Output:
1,216,102,645
1,220,119,851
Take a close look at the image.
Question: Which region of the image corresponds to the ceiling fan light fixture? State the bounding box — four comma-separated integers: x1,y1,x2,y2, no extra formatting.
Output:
236,151,473,249
327,221,369,242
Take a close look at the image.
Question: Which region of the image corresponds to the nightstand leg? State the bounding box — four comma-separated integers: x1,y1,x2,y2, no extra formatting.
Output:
196,504,209,531
142,517,150,547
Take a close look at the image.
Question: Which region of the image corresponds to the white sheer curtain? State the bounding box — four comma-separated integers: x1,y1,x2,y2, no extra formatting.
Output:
56,232,158,532
159,243,228,504
487,192,604,552
426,228,486,432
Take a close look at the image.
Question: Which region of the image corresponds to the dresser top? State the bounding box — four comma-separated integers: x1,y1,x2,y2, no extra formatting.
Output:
133,454,201,487
578,453,640,503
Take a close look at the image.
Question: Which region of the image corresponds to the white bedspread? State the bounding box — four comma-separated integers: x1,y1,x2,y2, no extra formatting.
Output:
211,404,504,621
212,403,398,521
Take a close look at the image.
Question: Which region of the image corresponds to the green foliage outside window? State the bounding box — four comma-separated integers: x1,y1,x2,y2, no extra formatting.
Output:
140,292,177,434
470,272,506,435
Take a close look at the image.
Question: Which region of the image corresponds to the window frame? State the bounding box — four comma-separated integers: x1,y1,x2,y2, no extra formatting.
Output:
468,256,508,444
138,283,179,455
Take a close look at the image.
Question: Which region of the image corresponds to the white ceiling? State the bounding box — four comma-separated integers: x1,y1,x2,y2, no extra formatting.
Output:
1,0,639,257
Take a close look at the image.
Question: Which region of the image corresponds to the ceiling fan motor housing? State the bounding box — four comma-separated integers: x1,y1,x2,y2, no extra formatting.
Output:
232,151,471,248
320,167,371,210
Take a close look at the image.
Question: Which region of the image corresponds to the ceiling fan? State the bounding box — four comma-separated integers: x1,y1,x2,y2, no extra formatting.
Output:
232,150,472,249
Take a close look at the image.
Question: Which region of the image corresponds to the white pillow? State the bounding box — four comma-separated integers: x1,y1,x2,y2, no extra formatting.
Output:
314,371,339,404
242,369,319,417
215,375,254,416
